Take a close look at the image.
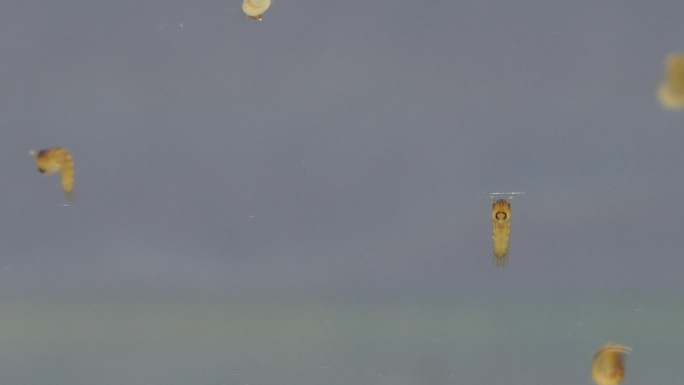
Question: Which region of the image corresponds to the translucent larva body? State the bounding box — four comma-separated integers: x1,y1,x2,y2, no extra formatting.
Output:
29,147,74,196
491,196,512,267
242,0,271,20
658,52,684,110
591,343,631,385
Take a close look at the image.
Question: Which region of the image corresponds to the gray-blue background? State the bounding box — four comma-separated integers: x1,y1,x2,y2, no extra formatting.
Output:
0,1,682,384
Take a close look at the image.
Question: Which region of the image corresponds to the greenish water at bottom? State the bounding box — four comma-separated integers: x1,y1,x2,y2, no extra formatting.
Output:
0,298,680,385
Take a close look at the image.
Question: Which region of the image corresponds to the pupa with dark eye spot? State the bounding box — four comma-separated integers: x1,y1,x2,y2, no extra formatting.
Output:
242,0,271,20
591,343,631,385
491,195,512,267
29,147,74,197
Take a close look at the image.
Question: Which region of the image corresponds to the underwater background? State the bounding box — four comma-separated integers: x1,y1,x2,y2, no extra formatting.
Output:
1,0,683,384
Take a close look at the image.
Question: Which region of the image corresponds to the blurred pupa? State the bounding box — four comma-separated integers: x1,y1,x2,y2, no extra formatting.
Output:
658,52,684,110
490,196,512,267
591,343,631,385
242,0,271,20
29,147,74,197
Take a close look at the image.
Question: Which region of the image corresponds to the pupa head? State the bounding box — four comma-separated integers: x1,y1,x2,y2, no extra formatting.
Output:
490,196,512,224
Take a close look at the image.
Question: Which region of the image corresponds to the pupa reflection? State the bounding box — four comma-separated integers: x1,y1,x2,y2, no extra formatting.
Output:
242,0,271,20
591,343,631,385
490,195,512,267
658,52,684,110
29,147,74,197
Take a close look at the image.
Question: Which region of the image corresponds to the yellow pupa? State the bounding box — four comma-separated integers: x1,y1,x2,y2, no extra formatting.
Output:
658,52,684,110
242,0,271,20
29,147,74,196
591,343,632,385
490,196,512,267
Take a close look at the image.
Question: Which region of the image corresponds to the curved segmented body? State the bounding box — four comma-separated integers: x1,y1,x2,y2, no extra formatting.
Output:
591,343,631,385
658,52,684,110
491,196,512,267
30,147,74,196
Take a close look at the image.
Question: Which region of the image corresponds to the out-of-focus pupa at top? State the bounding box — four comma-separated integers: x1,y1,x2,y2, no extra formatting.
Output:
591,343,632,385
29,147,75,197
658,52,684,110
242,0,271,20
